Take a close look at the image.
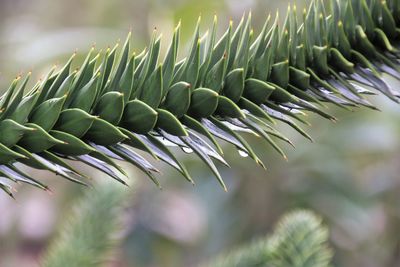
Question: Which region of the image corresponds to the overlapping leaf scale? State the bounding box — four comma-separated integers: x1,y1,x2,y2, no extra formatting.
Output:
1,0,400,196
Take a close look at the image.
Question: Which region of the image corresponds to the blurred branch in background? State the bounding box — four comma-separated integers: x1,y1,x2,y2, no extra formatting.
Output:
42,207,333,267
41,180,131,267
203,210,332,267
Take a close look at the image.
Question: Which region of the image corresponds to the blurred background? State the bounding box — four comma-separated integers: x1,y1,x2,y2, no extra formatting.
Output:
1,0,400,266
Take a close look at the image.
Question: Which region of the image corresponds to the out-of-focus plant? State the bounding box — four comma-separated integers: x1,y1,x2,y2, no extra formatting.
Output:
41,189,332,267
41,181,129,267
204,210,332,267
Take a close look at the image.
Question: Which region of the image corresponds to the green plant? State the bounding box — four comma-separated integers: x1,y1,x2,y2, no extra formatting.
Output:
41,185,332,267
0,0,399,196
204,210,332,267
41,181,129,267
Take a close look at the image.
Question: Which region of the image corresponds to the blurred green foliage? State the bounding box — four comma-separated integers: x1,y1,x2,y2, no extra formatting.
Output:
42,181,130,267
204,210,332,267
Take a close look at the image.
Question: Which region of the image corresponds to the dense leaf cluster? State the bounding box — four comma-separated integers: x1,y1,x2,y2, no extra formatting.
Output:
204,210,332,267
41,181,127,267
1,0,400,196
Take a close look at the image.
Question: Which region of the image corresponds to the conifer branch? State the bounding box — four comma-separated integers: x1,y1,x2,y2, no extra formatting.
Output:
0,0,400,195
204,210,333,267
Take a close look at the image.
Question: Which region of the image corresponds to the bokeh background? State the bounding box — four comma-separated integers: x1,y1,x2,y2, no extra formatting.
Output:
1,0,400,266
